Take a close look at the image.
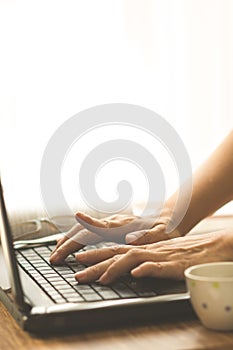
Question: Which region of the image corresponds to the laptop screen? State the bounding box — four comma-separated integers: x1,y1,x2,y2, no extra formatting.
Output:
0,177,26,309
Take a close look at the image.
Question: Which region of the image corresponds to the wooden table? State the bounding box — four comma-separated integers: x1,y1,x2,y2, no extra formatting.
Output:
1,301,233,350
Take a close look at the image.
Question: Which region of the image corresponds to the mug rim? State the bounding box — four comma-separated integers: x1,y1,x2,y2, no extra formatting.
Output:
184,261,233,282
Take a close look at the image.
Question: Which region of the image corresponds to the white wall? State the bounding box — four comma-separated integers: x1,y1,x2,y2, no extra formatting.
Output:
0,0,232,215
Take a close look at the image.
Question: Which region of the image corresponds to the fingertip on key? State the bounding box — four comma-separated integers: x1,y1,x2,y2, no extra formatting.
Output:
74,271,86,281
49,251,63,265
49,254,57,264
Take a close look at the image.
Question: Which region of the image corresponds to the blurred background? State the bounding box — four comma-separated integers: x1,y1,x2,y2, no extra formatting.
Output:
0,0,232,221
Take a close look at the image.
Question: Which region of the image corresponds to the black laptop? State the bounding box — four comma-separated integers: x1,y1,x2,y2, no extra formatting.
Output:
0,177,192,334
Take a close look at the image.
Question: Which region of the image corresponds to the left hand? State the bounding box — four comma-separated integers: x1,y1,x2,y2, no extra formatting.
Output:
50,212,147,264
74,229,233,284
50,209,181,264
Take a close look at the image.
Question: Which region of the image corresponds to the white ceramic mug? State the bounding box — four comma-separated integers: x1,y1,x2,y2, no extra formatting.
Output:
185,262,233,331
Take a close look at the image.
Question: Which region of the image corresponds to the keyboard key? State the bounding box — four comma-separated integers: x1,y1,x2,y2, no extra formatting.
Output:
57,285,75,292
66,263,86,273
60,289,77,296
34,247,51,253
54,297,66,304
52,295,66,303
78,289,97,296
73,285,92,291
97,290,119,300
83,294,102,301
50,280,69,286
91,283,109,290
17,245,160,304
53,267,74,274
52,277,68,284
66,295,84,302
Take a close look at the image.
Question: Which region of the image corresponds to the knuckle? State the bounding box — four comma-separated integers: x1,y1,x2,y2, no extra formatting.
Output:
92,249,99,260
102,219,110,228
104,255,121,279
89,264,100,276
128,248,142,258
156,262,163,270
153,262,165,275
56,237,64,245
142,230,151,244
110,245,122,254
112,254,121,262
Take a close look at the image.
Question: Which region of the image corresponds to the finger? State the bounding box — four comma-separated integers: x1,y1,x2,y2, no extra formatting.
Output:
76,212,135,229
50,229,101,264
131,261,185,280
99,248,150,284
54,223,83,251
74,255,122,283
75,245,132,265
75,212,125,241
75,214,156,241
76,211,110,228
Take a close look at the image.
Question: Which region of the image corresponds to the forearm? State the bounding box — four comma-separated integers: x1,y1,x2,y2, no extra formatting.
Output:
166,131,233,235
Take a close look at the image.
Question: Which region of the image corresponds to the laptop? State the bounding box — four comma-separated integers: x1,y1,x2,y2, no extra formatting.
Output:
0,177,193,334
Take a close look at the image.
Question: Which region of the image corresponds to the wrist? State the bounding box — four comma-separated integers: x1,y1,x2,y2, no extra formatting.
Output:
162,200,190,237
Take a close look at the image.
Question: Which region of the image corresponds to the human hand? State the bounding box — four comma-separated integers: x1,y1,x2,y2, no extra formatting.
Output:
73,229,233,284
50,209,181,264
50,212,146,264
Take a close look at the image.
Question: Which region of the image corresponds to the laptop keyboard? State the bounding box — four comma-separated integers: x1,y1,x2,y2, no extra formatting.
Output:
16,245,157,304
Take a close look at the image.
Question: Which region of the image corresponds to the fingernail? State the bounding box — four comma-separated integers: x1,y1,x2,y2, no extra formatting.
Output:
125,234,138,244
75,271,86,281
50,251,57,259
50,250,56,257
49,251,61,264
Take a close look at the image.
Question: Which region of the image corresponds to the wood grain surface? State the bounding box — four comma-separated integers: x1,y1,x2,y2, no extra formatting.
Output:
0,302,233,350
